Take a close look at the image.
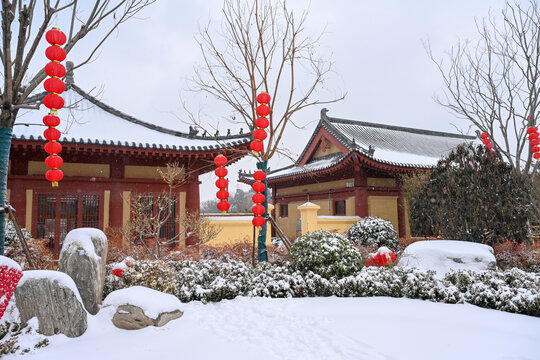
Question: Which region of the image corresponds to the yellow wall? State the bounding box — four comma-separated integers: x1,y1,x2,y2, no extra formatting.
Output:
312,140,342,159
6,189,10,202
276,201,303,239
368,196,399,234
203,215,271,246
367,177,396,187
277,178,354,196
25,189,32,231
317,216,360,234
124,165,167,179
103,190,111,230
28,161,110,178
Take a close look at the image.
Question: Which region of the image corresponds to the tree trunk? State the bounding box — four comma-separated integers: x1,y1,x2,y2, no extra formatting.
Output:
0,125,13,255
257,160,268,262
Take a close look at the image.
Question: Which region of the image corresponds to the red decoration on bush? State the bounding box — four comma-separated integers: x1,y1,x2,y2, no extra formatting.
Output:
255,117,269,129
43,93,64,110
480,132,489,139
45,46,67,62
111,268,124,278
252,216,265,227
214,154,230,213
44,62,66,77
44,78,66,94
480,131,494,152
365,247,396,267
0,261,23,321
42,28,66,187
45,28,67,45
256,92,271,104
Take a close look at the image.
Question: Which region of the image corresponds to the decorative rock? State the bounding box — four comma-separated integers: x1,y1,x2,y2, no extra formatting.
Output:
14,270,87,337
58,228,108,315
103,286,184,330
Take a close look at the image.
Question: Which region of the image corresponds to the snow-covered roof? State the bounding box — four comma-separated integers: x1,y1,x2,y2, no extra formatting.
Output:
250,109,476,181
14,69,251,151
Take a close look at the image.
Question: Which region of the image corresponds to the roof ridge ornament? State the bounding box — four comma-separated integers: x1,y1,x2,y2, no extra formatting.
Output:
321,108,329,119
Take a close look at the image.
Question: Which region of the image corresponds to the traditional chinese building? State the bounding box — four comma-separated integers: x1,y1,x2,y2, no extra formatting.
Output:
242,109,475,239
8,64,251,256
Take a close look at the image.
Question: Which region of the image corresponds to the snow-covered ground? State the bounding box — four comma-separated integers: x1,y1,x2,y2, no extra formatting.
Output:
6,296,539,360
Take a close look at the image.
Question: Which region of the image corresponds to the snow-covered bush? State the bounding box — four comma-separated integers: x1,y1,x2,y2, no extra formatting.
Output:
346,217,399,252
4,220,31,246
289,231,364,279
120,260,178,294
444,268,540,316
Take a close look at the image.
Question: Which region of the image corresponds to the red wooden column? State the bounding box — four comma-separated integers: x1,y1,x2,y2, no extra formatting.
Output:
354,165,368,217
397,191,407,239
184,171,200,247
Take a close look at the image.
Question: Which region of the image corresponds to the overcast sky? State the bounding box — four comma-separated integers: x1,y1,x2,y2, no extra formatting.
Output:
25,0,515,201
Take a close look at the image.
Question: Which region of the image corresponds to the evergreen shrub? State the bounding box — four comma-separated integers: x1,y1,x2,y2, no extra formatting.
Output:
346,217,399,252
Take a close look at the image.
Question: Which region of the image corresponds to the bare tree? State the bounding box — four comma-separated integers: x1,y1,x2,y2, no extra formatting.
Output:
426,0,540,173
122,162,222,260
0,0,155,254
189,0,344,261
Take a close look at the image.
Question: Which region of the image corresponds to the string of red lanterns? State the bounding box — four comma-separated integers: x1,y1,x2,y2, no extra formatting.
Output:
214,154,230,213
480,132,494,152
252,170,266,227
527,124,540,160
43,27,67,187
250,92,271,154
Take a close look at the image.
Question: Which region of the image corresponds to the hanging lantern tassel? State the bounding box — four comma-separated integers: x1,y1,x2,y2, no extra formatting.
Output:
251,170,267,229
214,154,230,214
42,27,66,187
251,92,271,155
527,125,540,161
480,132,494,152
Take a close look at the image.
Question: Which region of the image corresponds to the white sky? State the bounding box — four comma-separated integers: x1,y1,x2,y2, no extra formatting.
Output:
19,0,513,201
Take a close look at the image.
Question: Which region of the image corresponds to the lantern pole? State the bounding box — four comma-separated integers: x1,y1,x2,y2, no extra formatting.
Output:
256,161,268,262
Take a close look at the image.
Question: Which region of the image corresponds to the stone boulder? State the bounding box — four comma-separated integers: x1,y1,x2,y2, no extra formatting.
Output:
15,270,87,337
103,286,183,330
58,228,108,315
396,240,497,279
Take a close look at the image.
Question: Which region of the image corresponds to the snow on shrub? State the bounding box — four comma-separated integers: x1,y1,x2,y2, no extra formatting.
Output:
346,216,399,252
118,259,177,294
4,220,31,246
289,231,364,279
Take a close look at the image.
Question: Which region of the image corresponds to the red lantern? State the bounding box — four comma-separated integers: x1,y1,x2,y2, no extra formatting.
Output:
252,193,265,204
529,132,539,140
43,93,64,110
44,78,65,94
45,28,67,45
43,115,60,127
252,182,265,193
527,127,538,134
253,129,267,141
252,204,265,216
532,146,540,153
215,178,228,189
486,144,493,150
250,140,264,153
252,216,265,227
481,132,489,139
217,201,230,212
45,155,63,168
45,46,67,62
44,128,61,141
256,92,271,104
256,105,270,117
45,169,64,182
214,154,227,167
44,62,66,77
534,153,540,159
253,170,266,182
217,189,229,200
482,138,491,145
215,167,228,178
531,139,540,146
44,141,62,154
255,117,269,129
